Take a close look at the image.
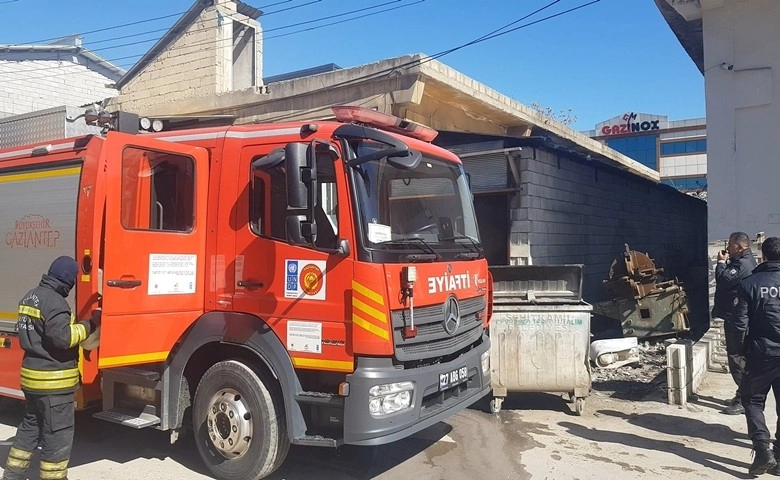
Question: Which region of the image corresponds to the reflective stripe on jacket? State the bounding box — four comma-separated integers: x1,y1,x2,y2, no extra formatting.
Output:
16,273,92,395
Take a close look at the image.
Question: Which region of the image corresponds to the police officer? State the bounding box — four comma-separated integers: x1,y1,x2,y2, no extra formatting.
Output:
731,236,780,475
2,256,99,480
715,231,758,414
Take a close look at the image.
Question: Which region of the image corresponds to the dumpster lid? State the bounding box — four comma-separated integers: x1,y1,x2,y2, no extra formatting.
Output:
490,265,584,304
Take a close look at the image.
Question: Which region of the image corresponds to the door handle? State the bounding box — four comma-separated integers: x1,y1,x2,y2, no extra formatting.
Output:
107,279,143,288
237,280,264,288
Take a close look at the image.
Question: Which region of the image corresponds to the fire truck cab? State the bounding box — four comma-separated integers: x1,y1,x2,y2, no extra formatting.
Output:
0,106,491,480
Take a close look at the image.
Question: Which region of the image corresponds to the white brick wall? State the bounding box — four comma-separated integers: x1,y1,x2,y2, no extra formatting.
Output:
0,61,118,117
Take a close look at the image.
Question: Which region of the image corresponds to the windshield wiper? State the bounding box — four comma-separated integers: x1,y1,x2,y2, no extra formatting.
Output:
401,253,438,263
446,235,484,259
389,237,442,260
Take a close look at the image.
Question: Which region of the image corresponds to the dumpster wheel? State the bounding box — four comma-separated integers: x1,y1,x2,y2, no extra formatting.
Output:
490,397,503,414
574,397,585,416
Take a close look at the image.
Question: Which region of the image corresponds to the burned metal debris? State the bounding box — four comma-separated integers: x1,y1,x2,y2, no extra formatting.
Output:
592,244,690,340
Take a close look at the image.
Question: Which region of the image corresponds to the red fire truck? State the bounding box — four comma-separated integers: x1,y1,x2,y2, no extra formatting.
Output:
0,106,491,480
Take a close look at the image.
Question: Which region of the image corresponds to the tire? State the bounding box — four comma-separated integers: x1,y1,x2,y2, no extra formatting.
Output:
193,359,290,480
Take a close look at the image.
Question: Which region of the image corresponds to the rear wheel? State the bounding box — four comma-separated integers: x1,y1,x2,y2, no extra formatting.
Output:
193,359,290,480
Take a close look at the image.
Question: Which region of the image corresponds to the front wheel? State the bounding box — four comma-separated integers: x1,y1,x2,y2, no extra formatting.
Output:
193,359,290,480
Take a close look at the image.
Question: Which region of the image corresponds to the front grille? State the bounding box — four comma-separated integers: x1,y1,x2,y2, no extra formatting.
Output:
392,296,486,362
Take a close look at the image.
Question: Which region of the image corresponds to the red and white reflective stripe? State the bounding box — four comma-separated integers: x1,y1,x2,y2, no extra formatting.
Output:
0,386,24,399
155,127,301,143
0,141,77,160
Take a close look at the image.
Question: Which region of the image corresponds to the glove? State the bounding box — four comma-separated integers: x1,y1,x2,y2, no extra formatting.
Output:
88,308,102,333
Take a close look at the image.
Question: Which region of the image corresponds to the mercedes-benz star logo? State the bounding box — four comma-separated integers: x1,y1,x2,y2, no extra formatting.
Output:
442,296,461,336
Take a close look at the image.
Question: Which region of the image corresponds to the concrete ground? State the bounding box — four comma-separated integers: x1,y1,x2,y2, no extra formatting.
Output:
0,370,773,480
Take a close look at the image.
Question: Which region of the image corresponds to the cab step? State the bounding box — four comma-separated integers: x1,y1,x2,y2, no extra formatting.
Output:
294,434,340,447
98,364,165,429
93,407,161,429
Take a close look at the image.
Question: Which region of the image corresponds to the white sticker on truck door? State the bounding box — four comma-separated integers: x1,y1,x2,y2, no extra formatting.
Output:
287,320,322,353
148,254,197,295
284,259,326,300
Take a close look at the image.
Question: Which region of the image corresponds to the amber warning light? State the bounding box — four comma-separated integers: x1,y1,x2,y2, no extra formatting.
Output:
331,106,438,142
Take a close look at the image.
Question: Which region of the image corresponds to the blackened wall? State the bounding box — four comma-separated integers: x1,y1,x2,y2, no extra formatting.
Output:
509,147,708,325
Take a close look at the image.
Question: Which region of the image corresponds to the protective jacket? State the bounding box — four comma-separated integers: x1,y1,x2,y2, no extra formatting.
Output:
730,261,780,360
713,248,758,319
16,273,93,394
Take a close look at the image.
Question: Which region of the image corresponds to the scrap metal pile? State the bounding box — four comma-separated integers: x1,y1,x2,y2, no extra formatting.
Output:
592,244,690,340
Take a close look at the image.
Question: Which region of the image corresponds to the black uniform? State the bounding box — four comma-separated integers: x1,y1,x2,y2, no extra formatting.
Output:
3,257,95,480
715,248,758,389
731,260,780,454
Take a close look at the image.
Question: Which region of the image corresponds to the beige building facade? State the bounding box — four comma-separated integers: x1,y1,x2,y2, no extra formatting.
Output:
657,0,780,241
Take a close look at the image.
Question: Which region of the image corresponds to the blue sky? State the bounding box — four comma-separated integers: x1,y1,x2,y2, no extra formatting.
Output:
0,0,704,131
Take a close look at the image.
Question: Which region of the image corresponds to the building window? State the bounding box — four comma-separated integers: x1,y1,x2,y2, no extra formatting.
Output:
607,135,658,169
662,176,707,191
660,139,707,156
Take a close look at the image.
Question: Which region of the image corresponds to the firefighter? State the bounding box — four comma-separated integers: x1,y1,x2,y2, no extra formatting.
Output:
2,256,99,480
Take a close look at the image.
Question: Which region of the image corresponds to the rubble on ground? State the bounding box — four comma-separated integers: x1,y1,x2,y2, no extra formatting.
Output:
590,341,669,401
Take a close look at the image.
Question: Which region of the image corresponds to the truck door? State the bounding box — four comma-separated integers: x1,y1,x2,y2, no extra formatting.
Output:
232,143,355,372
99,132,209,368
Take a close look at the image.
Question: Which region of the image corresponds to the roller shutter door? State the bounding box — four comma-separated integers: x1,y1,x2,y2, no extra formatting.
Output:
461,152,509,193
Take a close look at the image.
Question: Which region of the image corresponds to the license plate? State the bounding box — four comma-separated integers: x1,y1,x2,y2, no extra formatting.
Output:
439,366,468,391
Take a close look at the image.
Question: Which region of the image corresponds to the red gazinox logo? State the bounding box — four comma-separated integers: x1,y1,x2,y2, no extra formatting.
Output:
601,112,660,136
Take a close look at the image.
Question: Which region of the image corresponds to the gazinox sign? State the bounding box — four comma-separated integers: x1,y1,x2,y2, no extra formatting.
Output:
599,112,664,136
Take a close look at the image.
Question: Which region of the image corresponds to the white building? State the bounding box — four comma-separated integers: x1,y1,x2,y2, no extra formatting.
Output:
657,0,780,241
0,36,124,118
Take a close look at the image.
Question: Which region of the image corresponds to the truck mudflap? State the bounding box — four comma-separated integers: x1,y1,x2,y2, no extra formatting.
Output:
343,333,490,445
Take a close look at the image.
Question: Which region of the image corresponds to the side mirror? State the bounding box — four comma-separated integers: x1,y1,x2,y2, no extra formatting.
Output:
286,215,316,245
286,143,316,209
336,238,351,257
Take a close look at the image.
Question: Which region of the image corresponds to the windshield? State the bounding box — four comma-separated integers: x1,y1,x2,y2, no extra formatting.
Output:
349,139,481,262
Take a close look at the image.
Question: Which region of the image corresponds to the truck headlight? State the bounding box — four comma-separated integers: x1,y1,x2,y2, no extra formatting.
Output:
481,351,490,374
368,381,414,417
